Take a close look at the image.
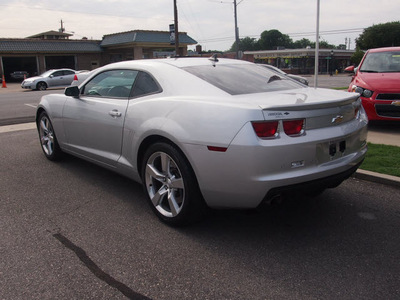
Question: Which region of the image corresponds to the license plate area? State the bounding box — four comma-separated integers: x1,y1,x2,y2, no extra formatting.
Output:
317,139,347,163
329,140,346,157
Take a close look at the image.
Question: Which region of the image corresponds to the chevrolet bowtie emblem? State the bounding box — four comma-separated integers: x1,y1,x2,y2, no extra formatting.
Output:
332,115,344,124
392,101,400,106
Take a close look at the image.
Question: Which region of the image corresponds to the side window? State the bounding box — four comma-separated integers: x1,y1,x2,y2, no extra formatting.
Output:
82,70,138,98
52,71,63,77
63,70,75,76
132,71,162,98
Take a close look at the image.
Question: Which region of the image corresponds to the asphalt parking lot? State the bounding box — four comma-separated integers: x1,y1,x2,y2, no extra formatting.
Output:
1,127,400,300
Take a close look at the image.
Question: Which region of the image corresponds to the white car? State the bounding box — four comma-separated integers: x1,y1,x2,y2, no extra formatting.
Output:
70,70,94,87
36,57,368,225
21,68,76,90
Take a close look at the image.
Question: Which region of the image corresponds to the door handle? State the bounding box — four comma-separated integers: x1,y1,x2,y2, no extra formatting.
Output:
109,109,122,118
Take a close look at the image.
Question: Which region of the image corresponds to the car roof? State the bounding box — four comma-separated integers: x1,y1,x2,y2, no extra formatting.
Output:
102,57,253,70
367,46,400,53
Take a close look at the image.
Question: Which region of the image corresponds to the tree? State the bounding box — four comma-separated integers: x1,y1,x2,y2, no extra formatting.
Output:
292,38,314,49
229,36,258,52
356,21,400,49
319,40,337,49
226,29,344,53
258,29,293,50
351,48,365,65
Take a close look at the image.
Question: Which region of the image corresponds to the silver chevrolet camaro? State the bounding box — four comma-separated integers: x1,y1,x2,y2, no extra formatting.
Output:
36,57,368,225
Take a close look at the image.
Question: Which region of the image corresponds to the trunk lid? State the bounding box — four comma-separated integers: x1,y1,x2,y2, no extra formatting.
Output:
236,87,361,129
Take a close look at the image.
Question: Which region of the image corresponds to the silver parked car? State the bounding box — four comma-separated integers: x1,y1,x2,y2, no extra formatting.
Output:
36,58,368,225
21,68,76,90
260,64,309,85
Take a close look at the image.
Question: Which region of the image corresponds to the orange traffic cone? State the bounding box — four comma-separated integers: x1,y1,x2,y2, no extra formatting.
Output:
1,75,7,88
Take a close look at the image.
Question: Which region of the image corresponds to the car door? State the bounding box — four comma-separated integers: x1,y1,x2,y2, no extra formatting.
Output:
47,70,64,87
62,69,138,167
61,70,76,86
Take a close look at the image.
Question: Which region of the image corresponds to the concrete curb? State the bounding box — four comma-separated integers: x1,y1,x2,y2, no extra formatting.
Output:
353,169,400,188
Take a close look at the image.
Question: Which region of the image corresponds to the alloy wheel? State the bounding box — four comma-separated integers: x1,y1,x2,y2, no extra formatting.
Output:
38,82,47,90
39,115,55,156
145,151,185,218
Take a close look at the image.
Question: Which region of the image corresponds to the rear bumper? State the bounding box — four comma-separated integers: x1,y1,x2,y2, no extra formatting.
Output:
185,118,368,209
263,160,363,200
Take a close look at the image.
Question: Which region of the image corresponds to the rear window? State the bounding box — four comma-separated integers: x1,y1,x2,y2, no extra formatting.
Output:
182,64,302,95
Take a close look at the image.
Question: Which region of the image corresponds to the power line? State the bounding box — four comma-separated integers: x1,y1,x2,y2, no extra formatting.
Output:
288,28,364,37
197,27,365,44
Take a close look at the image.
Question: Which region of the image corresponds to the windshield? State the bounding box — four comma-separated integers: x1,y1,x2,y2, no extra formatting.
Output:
360,51,400,73
182,64,303,95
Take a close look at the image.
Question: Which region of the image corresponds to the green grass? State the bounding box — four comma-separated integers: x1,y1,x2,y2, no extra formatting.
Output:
332,87,349,90
360,143,400,177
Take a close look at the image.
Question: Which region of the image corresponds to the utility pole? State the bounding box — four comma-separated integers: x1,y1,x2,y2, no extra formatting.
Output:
234,0,239,59
314,0,320,88
174,0,180,56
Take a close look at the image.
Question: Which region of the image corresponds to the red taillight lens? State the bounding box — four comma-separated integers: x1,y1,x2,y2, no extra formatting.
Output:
73,74,78,81
283,119,305,136
251,121,279,138
207,146,228,152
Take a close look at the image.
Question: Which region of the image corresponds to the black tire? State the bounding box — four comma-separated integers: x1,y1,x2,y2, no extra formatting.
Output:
36,82,47,90
37,111,62,161
141,142,206,226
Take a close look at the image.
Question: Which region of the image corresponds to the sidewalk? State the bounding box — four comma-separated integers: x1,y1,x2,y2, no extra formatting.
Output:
0,82,24,93
307,73,353,89
367,130,400,147
0,82,64,93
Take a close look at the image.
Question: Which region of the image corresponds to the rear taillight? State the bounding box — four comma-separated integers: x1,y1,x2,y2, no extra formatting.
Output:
252,119,305,138
251,121,279,138
73,74,78,81
283,119,305,136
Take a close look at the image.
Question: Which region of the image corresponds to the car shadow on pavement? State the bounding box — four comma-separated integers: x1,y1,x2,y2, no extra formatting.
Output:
368,120,400,133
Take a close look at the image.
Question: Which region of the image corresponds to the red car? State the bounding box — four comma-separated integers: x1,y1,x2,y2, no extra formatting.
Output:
346,47,400,121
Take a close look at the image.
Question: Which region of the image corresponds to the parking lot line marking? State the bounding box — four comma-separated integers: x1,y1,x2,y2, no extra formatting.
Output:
0,122,36,133
25,104,37,108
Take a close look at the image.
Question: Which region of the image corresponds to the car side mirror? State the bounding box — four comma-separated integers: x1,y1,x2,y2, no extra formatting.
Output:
65,86,80,98
344,65,355,73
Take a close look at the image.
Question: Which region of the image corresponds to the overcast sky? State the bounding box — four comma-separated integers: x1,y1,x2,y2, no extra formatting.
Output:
0,0,399,51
